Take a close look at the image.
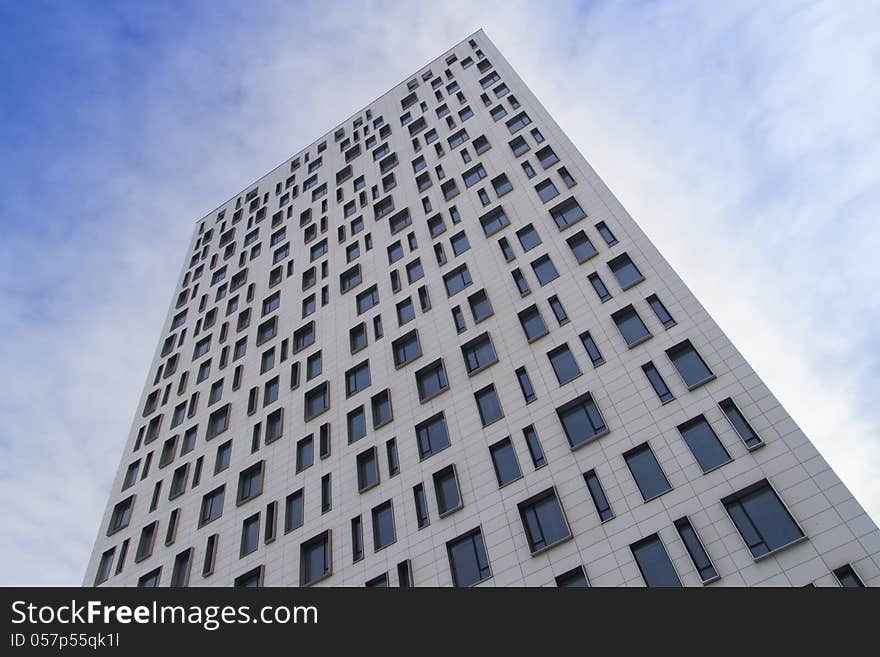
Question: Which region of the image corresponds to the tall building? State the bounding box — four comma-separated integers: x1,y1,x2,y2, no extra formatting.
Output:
84,30,879,588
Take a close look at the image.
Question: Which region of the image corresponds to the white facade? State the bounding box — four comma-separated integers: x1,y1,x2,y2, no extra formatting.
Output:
84,30,880,588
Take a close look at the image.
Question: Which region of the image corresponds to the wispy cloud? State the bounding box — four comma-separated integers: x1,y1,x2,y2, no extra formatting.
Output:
0,0,877,585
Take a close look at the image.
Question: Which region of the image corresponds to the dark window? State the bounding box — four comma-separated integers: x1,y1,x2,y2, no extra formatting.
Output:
371,389,393,428
531,255,559,286
588,272,612,302
556,393,608,449
583,470,614,521
345,360,371,396
415,359,448,402
566,230,597,263
433,465,463,516
547,344,582,384
392,329,422,367
647,294,676,328
719,398,763,449
518,488,571,553
612,305,651,347
505,111,532,134
351,516,364,563
299,531,331,586
304,382,329,421
722,480,804,558
535,178,560,203
461,332,497,374
443,264,472,296
549,197,586,229
474,384,504,426
535,145,559,168
372,500,396,550
447,528,492,587
199,486,225,526
416,412,450,459
467,289,493,322
678,415,732,473
357,447,379,492
478,206,509,237
347,406,366,444
596,221,617,245
516,224,542,251
548,295,568,325
296,435,314,472
642,362,674,403
834,564,865,588
450,230,470,256
624,443,671,501
462,163,487,187
236,461,264,504
675,517,718,583
356,285,380,314
292,321,315,352
631,534,682,587
579,331,605,366
386,438,399,477
350,323,367,353
490,438,522,486
240,514,260,557
414,484,430,528
515,366,537,403
518,305,548,341
284,490,304,532
556,566,589,587
608,253,644,289
666,339,714,389
523,425,546,468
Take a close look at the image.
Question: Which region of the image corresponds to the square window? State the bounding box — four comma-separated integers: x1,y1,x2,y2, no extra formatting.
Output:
415,359,449,402
547,344,582,384
677,415,732,473
518,488,571,554
666,339,714,389
531,254,559,285
447,528,492,587
415,412,450,459
722,480,804,559
556,393,607,449
612,305,651,347
608,253,644,289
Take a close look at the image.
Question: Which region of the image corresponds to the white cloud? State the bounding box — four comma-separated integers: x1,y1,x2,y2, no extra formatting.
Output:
0,0,877,585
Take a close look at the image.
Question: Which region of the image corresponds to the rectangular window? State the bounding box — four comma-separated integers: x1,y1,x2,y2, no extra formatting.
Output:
413,483,430,529
447,528,492,587
505,111,531,133
608,252,644,289
416,359,449,402
461,332,497,375
345,360,371,397
535,178,559,203
548,295,568,324
531,254,559,285
834,564,865,588
556,566,589,588
236,461,264,504
199,485,225,527
478,206,509,236
719,398,763,449
284,490,304,532
392,329,422,367
450,230,470,256
433,465,463,517
547,344,582,385
666,339,715,389
372,500,396,550
523,425,546,468
642,361,674,403
588,272,612,302
515,366,537,403
549,197,586,229
240,514,260,557
556,393,608,449
566,230,597,263
675,517,719,583
443,264,472,296
304,382,329,421
583,470,614,521
646,293,676,328
356,447,379,492
624,443,671,501
631,534,682,587
722,480,804,558
371,389,393,428
677,415,732,473
416,412,450,459
518,305,548,341
299,530,331,586
474,384,503,426
296,435,314,472
351,516,364,563
347,406,366,444
612,305,651,347
321,473,332,513
579,331,605,367
385,438,399,477
518,488,571,554
356,285,380,314
490,438,522,487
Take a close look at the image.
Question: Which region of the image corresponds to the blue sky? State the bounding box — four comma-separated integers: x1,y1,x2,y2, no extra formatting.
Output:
1,0,878,585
